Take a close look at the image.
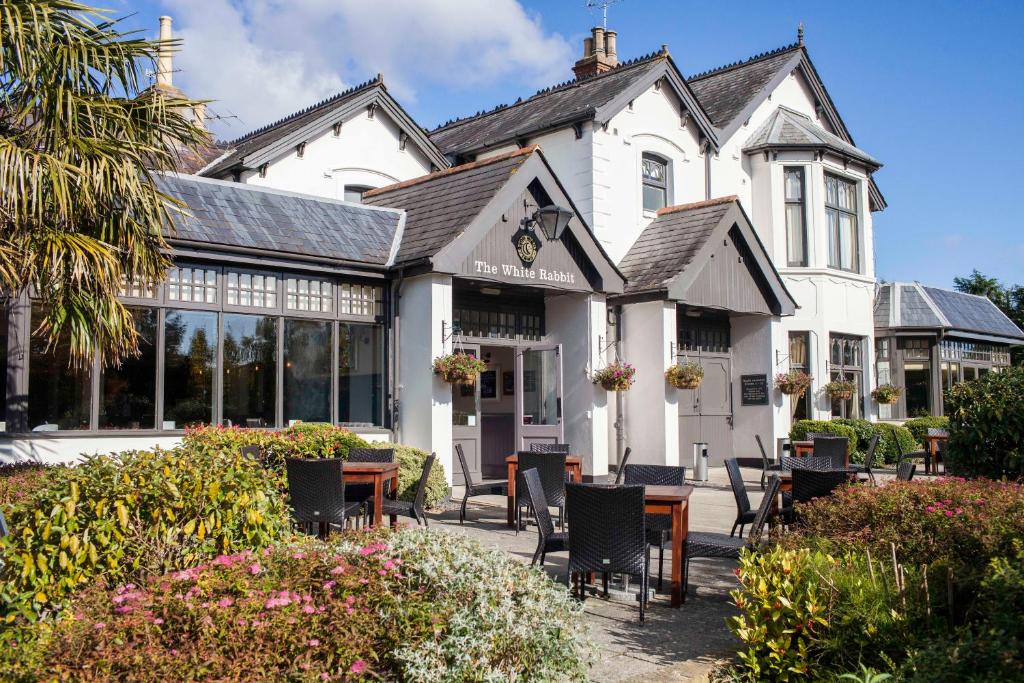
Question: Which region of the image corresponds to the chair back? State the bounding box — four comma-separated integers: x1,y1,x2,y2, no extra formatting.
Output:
926,427,950,438
613,446,633,485
529,443,571,454
566,483,646,576
896,461,917,481
285,458,348,525
517,452,567,507
862,435,880,473
805,432,830,440
748,475,781,543
0,509,8,538
623,464,686,487
521,468,555,541
240,444,261,462
812,436,849,468
412,454,436,513
725,458,751,515
792,468,848,503
781,455,835,472
755,434,771,468
455,443,476,489
348,447,394,464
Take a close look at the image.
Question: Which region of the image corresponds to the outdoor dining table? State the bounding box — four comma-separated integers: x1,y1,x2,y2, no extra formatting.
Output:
923,431,949,474
343,461,400,527
643,484,694,608
791,440,815,457
505,453,583,527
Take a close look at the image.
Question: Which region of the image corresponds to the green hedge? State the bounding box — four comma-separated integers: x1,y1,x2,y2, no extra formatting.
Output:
370,442,448,509
791,419,913,465
903,415,950,447
945,367,1024,478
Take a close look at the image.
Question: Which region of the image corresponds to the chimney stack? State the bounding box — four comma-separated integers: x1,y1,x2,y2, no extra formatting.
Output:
572,26,619,80
157,15,173,88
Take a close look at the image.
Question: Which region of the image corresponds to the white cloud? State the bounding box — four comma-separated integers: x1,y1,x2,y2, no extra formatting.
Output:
163,0,572,138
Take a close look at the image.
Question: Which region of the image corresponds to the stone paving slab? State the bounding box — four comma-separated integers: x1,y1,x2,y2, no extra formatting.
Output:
429,466,763,681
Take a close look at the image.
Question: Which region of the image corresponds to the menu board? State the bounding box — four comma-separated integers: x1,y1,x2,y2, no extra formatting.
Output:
740,374,769,406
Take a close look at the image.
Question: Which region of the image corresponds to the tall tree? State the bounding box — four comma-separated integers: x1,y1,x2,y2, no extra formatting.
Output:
0,0,207,365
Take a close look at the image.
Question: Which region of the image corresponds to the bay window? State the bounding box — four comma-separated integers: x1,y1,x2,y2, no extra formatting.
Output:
825,174,860,271
784,167,807,266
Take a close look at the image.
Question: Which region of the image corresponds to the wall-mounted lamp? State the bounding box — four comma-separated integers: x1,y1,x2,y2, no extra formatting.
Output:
525,204,573,241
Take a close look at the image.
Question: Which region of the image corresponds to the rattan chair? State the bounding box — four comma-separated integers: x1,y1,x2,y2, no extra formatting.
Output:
455,443,508,524
755,435,782,490
781,455,836,472
613,446,633,485
285,457,361,538
346,447,395,509
516,451,567,534
521,467,568,567
725,458,756,537
849,434,879,485
623,464,686,591
896,461,917,481
811,436,849,468
566,483,651,622
368,453,435,527
684,475,780,597
793,468,848,502
529,443,571,454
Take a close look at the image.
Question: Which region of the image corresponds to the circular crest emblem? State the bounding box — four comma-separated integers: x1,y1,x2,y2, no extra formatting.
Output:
516,232,539,265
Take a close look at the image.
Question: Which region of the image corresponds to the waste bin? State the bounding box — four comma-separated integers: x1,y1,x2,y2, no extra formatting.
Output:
693,442,709,482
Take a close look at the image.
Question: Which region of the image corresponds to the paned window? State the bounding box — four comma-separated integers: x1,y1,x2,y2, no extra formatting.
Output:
222,314,277,428
163,309,217,428
338,283,381,317
227,272,278,308
784,167,807,266
338,323,384,425
119,277,158,299
641,153,668,212
286,278,333,313
788,332,811,421
28,305,91,431
829,334,863,418
825,174,859,271
168,266,217,303
677,317,730,353
283,319,332,423
100,307,158,429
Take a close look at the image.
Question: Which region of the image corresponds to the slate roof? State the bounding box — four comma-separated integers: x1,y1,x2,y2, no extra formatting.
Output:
688,44,801,129
617,196,736,294
744,107,880,168
361,147,535,264
875,282,1024,341
429,52,670,157
156,174,401,266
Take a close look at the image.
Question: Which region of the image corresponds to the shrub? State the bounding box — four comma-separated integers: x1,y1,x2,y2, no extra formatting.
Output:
1,530,592,682
790,420,861,461
369,442,448,509
0,464,52,508
902,416,949,447
944,367,1024,478
184,423,371,469
873,423,916,465
0,448,290,620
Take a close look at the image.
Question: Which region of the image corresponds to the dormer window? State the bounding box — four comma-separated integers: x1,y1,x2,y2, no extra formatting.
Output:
641,153,668,213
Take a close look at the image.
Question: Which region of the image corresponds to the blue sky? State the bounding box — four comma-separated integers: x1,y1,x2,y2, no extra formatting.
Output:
119,0,1024,289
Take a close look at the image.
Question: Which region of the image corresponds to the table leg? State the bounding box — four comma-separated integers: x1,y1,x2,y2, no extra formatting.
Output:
372,473,384,528
507,461,516,528
389,471,399,528
672,501,685,607
571,464,582,483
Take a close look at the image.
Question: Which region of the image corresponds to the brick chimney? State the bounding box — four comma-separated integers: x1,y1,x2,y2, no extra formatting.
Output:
573,27,619,79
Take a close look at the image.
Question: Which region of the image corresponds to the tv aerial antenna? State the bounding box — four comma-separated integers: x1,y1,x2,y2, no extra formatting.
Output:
586,0,622,29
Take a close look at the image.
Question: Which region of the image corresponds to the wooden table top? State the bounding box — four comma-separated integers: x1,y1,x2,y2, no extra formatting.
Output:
506,453,583,465
342,461,399,474
643,484,694,502
791,440,814,447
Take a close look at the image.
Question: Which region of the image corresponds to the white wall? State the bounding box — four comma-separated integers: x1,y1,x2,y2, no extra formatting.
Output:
234,108,434,199
620,300,678,466
730,315,780,458
396,273,454,484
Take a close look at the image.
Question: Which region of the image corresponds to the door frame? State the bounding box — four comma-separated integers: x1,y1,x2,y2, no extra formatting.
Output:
515,343,564,450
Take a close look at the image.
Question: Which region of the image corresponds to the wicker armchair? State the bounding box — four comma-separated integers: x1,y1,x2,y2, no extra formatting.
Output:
811,436,849,468
849,434,879,485
896,461,917,481
684,475,781,597
516,452,567,534
455,444,508,524
623,464,686,591
521,467,568,567
346,448,395,506
529,443,571,454
613,446,633,485
565,483,651,622
781,455,836,472
781,468,848,524
725,458,756,537
755,435,782,490
367,453,435,527
285,458,361,538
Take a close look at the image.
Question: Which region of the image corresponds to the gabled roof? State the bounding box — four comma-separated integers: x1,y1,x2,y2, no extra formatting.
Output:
616,196,796,315
157,173,402,267
875,282,1024,343
199,76,448,176
429,50,717,157
744,106,881,169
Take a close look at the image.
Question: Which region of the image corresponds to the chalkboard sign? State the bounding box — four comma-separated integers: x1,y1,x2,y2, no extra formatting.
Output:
740,374,769,406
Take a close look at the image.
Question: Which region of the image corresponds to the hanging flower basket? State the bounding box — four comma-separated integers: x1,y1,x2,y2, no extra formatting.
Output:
665,361,703,389
871,383,903,404
593,361,636,392
824,379,856,401
432,353,487,385
774,370,812,397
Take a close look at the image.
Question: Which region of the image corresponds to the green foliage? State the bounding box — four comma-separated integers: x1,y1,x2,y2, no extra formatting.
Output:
666,360,703,389
370,442,448,510
0,464,52,508
944,367,1024,478
790,420,860,461
901,416,949,448
0,530,592,682
432,352,487,383
0,448,290,620
872,423,916,465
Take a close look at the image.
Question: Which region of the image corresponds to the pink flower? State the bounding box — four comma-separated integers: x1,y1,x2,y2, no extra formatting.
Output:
925,506,935,513
359,546,375,556
346,595,356,605
944,510,954,517
303,605,316,615
114,606,133,614
383,560,395,570
378,570,387,576
170,649,179,657
320,674,331,681
350,660,366,674
249,563,262,575
329,565,345,575
93,622,106,630
217,598,234,608
291,552,307,560
307,639,320,647
323,581,336,590
152,617,164,625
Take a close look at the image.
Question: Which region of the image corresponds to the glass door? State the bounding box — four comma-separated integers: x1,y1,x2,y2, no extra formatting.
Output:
516,344,563,450
451,344,481,486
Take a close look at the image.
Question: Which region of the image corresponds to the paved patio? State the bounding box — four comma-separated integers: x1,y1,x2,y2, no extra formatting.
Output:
428,465,768,682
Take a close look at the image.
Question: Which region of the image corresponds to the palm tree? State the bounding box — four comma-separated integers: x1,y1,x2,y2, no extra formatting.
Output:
0,0,208,365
